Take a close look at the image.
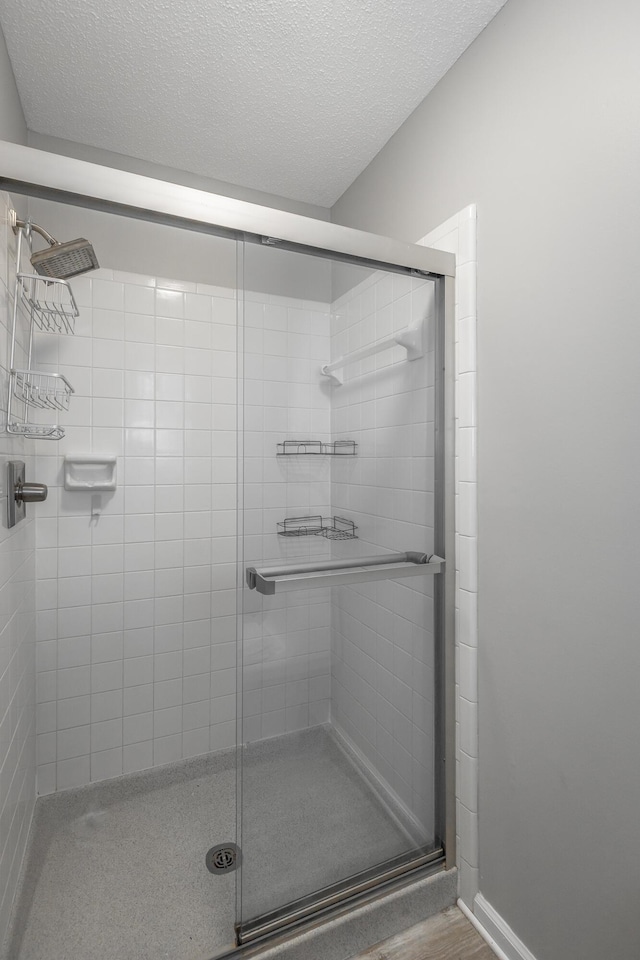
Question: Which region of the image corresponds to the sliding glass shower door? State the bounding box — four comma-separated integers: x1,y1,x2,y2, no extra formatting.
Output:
236,241,448,941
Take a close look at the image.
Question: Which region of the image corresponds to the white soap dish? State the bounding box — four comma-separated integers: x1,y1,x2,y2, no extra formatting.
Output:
64,455,117,492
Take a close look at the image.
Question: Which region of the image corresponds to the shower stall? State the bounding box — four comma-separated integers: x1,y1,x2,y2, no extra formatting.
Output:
0,145,455,960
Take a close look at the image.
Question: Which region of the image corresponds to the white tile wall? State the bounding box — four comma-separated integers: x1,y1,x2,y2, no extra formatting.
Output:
419,205,478,906
328,269,437,838
0,193,37,945
32,263,334,788
240,292,333,740
33,268,239,791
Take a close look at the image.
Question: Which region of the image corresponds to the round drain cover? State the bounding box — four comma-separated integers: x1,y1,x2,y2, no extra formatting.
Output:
206,842,241,874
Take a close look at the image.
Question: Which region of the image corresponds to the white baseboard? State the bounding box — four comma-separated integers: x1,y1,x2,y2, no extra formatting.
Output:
462,893,538,960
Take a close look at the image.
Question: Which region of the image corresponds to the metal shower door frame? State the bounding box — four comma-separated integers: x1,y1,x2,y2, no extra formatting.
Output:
235,248,456,946
0,139,456,950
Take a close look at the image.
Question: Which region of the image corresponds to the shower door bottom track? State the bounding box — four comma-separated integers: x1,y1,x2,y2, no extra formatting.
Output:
235,846,445,947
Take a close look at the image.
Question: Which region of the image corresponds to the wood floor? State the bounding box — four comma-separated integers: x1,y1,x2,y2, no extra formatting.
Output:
349,906,495,960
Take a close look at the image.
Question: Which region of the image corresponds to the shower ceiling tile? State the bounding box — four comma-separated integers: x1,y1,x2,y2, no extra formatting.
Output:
0,0,507,206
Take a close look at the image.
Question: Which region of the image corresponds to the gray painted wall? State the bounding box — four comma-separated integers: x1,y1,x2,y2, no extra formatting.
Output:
22,130,331,296
5,44,330,291
28,132,329,222
21,138,331,296
333,1,640,958
26,197,331,301
0,20,26,144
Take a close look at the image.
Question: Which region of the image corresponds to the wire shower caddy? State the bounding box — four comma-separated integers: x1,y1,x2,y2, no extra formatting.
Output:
6,226,77,440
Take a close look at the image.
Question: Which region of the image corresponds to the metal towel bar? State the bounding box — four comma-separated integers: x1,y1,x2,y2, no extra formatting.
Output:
246,551,444,596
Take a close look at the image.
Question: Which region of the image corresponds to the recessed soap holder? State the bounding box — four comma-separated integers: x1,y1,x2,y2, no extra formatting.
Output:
64,455,117,492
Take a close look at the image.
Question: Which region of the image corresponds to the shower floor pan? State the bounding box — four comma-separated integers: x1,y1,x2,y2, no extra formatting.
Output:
4,727,434,960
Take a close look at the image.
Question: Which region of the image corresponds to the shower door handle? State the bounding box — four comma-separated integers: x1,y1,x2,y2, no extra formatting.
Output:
246,552,444,596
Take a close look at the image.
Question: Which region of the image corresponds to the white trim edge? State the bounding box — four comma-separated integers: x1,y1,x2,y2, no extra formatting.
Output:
421,204,479,907
469,894,539,960
457,899,510,960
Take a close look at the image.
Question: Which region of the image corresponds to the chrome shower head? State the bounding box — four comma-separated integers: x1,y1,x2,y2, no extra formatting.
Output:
30,237,99,280
10,210,99,279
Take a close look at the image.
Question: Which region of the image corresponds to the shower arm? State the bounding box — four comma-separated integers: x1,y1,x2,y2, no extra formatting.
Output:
9,209,58,246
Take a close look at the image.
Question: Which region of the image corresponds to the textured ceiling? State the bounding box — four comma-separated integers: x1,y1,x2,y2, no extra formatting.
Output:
0,0,508,206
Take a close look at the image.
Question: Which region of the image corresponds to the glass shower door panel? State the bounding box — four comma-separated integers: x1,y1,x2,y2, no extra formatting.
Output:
238,244,440,934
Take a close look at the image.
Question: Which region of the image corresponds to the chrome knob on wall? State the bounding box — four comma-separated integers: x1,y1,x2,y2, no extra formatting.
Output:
6,461,48,528
15,480,48,504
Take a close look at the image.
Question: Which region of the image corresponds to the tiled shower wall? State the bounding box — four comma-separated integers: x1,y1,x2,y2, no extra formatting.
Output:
240,291,332,741
32,267,334,791
329,270,437,835
33,268,239,793
0,194,36,944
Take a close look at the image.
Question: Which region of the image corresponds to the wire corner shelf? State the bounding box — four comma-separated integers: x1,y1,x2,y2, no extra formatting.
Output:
277,515,358,540
277,440,357,457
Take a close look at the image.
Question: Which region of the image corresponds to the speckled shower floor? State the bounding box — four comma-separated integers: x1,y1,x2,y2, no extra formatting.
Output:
4,727,418,960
